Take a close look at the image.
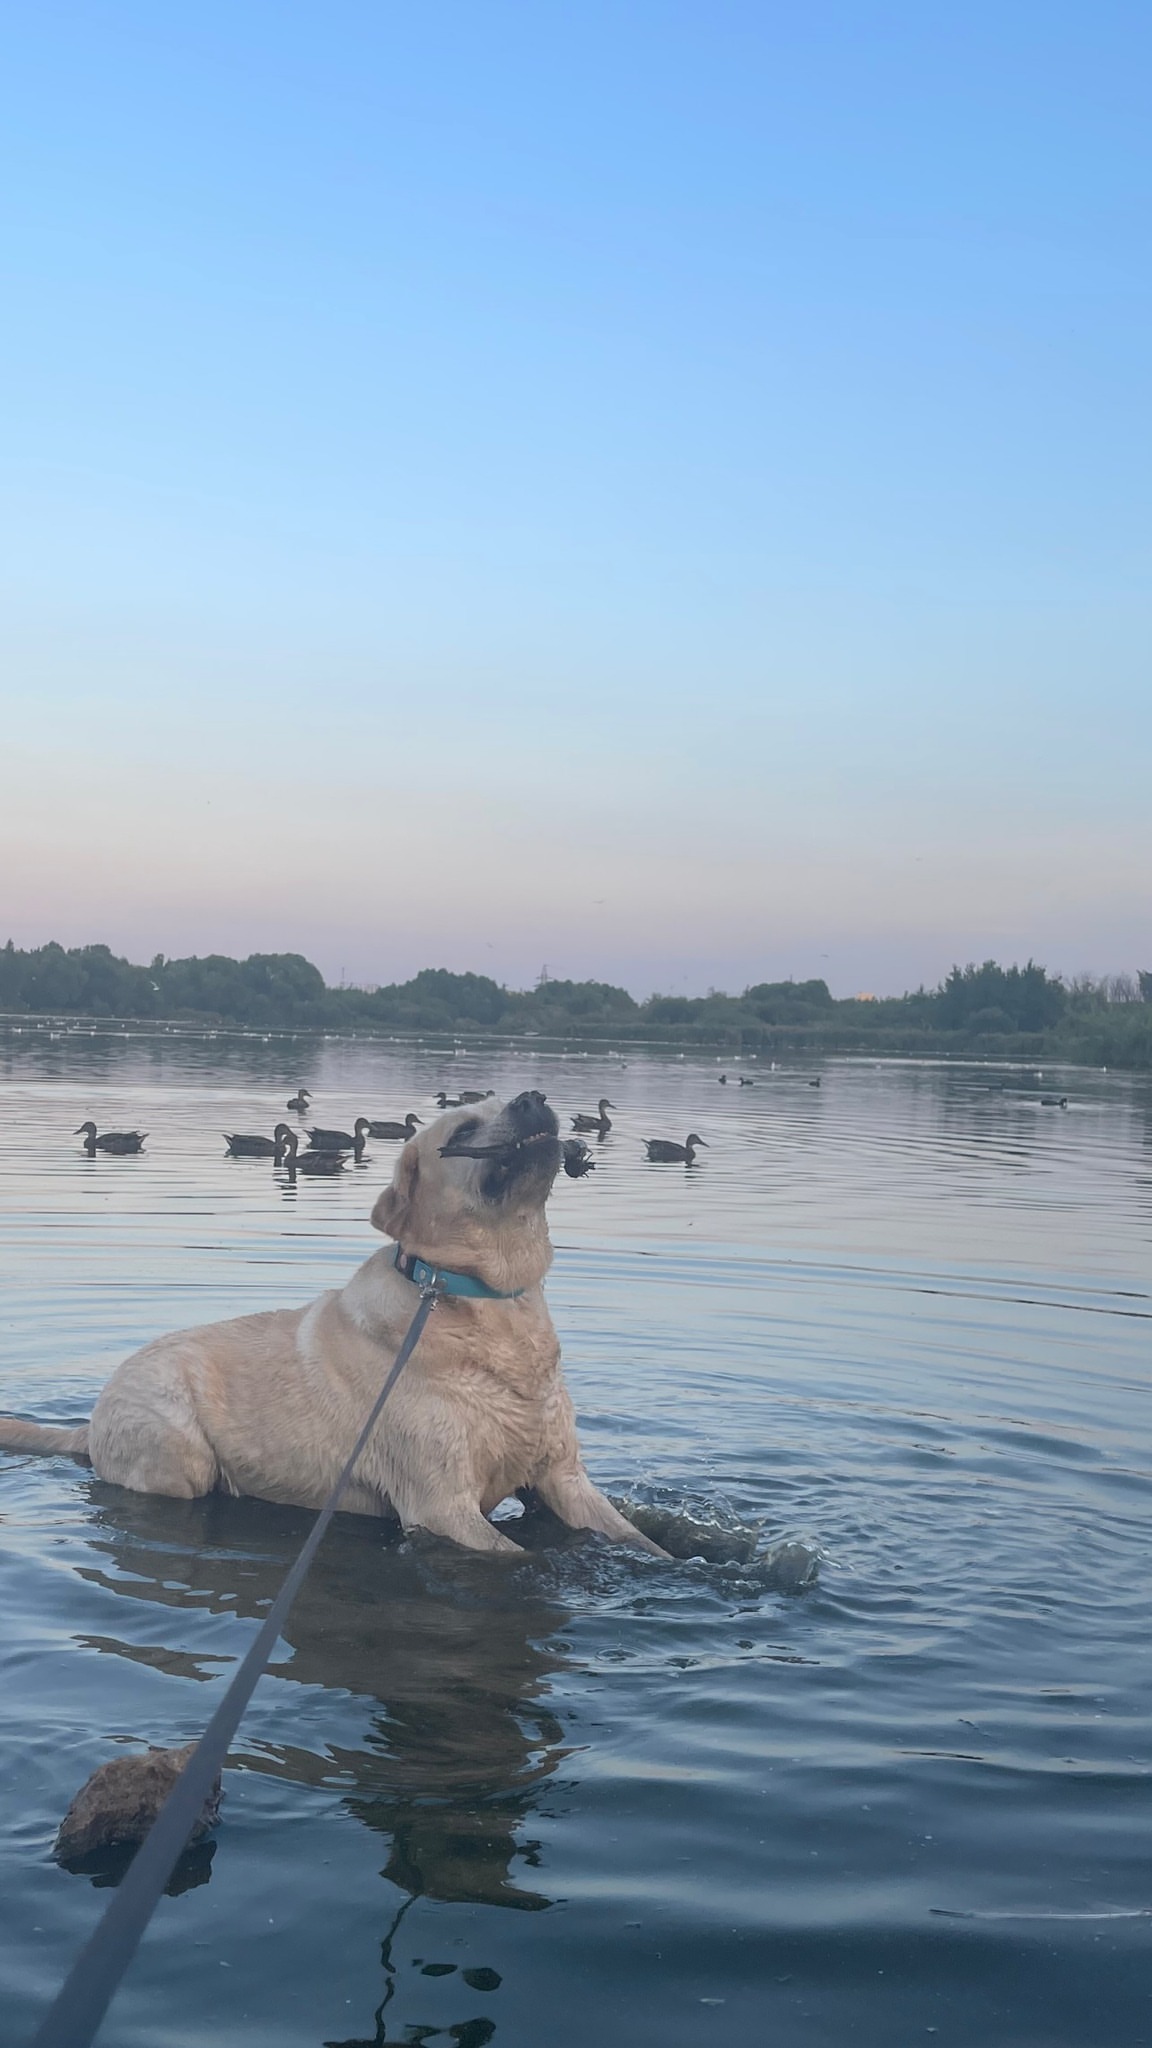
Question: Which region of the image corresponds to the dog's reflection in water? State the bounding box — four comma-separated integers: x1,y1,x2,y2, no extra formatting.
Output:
76,1482,572,1918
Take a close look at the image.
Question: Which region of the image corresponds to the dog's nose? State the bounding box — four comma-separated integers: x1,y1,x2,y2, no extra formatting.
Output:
510,1090,548,1112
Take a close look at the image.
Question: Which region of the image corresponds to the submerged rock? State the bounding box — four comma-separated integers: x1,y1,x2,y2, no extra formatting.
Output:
54,1743,222,1866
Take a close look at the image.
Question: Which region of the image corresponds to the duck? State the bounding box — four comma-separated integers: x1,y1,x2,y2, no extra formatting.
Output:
738,1075,754,1086
561,1137,596,1178
570,1099,615,1132
458,1089,495,1104
644,1133,708,1164
366,1112,423,1141
306,1118,371,1156
286,1089,312,1112
280,1131,346,1177
224,1124,293,1158
435,1093,463,1109
807,1078,821,1088
75,1122,147,1155
1040,1095,1069,1108
718,1073,729,1084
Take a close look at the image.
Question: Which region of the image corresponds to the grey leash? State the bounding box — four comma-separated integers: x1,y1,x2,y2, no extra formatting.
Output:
31,1282,442,2048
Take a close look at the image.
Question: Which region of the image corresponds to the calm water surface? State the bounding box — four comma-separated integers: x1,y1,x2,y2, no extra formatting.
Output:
1,1026,1150,2047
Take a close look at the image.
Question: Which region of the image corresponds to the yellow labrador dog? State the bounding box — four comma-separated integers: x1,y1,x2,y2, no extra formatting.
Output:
0,1091,662,1557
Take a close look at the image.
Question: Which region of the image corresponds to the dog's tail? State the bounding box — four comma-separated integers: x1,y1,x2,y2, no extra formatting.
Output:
0,1415,90,1458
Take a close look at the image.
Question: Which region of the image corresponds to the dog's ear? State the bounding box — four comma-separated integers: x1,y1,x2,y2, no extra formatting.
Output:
371,1143,420,1240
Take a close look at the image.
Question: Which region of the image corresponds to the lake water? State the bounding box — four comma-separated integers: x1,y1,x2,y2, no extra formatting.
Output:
1,1025,1150,2048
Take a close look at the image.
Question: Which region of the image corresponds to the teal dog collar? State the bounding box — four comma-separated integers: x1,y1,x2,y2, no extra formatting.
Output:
394,1245,525,1301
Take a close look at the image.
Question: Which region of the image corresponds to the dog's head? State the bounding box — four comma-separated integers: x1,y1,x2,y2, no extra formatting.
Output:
371,1092,561,1293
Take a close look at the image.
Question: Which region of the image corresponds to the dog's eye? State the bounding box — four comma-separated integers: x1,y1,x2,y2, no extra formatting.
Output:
453,1118,480,1144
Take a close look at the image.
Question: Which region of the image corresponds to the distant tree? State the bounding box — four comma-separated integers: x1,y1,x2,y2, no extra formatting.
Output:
936,961,1065,1033
21,942,87,1010
156,951,326,1025
527,978,638,1024
744,978,835,1025
0,939,21,1007
363,968,508,1030
643,995,697,1025
1140,970,1152,1004
239,953,326,1009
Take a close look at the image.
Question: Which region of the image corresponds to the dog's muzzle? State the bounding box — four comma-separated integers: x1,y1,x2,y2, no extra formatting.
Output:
441,1091,561,1199
504,1090,560,1149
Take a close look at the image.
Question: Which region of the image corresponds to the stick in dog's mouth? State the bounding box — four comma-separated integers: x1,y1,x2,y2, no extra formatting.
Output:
439,1130,555,1160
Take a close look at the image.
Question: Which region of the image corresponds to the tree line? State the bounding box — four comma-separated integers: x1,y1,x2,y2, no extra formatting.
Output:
2,940,1151,1067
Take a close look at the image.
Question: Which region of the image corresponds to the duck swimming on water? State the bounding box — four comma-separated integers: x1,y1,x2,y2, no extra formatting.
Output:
571,1099,615,1132
286,1090,312,1112
224,1124,293,1158
366,1113,423,1141
280,1131,346,1177
644,1133,708,1164
75,1122,147,1155
307,1118,371,1156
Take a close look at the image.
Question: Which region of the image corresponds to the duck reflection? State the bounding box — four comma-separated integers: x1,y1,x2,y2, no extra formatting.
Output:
73,1482,573,1915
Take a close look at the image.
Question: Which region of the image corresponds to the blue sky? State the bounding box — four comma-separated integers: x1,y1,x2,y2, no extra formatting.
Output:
2,2,1148,996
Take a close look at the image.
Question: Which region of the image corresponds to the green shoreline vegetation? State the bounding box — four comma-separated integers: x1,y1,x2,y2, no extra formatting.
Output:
2,941,1151,1069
